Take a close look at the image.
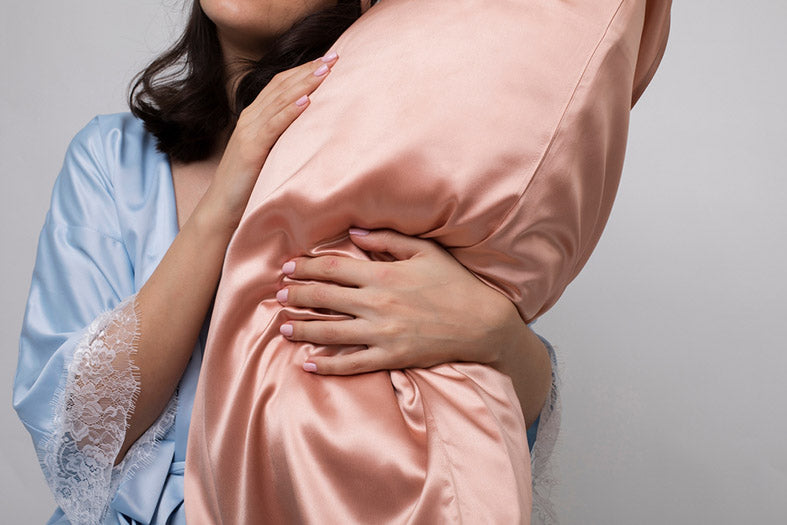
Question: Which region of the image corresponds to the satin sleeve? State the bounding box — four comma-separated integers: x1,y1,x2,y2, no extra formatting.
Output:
13,117,177,525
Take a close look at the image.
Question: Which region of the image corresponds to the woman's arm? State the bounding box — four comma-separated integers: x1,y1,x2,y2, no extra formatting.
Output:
13,57,342,525
275,228,553,428
486,307,554,429
118,54,341,463
115,199,231,463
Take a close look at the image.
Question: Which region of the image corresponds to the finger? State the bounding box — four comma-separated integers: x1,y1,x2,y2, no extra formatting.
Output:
271,51,339,86
277,51,339,88
348,228,437,260
237,57,339,149
253,95,312,143
281,255,375,287
248,52,338,114
280,319,372,346
277,283,365,315
256,59,334,137
269,54,338,107
303,347,405,375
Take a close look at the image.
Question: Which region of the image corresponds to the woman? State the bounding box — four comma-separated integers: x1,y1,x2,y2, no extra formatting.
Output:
13,0,558,523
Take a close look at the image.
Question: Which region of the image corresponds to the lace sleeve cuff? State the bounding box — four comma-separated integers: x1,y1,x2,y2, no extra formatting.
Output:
39,293,177,525
531,335,563,525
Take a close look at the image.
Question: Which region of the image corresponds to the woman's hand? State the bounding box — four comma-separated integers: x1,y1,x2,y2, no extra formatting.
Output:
199,51,339,234
276,228,527,375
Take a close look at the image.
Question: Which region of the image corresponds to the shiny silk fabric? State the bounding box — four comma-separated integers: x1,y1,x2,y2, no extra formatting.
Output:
185,0,671,523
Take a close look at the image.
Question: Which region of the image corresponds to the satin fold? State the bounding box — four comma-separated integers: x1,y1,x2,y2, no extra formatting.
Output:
186,0,671,523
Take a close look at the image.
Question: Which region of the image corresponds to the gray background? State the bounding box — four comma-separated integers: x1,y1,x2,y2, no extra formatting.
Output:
2,1,785,522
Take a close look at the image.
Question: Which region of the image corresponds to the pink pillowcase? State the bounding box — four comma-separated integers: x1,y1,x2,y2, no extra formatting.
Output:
185,1,671,522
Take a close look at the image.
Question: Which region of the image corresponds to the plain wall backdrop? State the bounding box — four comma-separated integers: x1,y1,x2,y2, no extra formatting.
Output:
2,1,785,522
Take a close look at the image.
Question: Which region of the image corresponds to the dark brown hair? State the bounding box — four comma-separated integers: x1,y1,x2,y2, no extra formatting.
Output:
128,0,364,163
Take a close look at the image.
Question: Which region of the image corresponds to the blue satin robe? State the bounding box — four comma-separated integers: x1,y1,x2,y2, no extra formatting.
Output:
12,112,543,524
13,113,205,524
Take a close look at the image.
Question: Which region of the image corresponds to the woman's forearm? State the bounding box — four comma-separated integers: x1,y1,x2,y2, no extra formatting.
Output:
114,193,235,464
489,312,553,429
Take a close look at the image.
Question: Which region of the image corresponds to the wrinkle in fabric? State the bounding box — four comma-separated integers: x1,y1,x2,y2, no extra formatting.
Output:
184,0,671,523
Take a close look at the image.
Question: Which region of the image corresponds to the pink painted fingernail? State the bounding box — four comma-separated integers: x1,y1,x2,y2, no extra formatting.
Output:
276,288,288,303
349,228,370,236
314,64,329,76
303,361,317,372
280,323,293,337
295,95,309,107
321,51,338,62
282,261,296,274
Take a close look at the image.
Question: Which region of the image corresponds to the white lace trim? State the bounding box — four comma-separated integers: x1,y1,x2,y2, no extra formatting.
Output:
39,293,177,525
531,341,563,525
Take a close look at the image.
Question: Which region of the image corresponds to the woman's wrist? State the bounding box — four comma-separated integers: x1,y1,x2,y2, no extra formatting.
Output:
189,187,242,241
477,292,529,367
488,305,553,428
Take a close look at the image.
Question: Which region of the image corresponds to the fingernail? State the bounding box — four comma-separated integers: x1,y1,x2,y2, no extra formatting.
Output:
282,261,296,274
295,95,309,107
321,51,338,62
314,64,329,76
280,323,293,337
276,288,288,303
349,228,370,236
303,361,317,372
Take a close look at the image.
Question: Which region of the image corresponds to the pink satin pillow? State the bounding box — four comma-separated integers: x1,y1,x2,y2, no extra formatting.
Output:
185,1,671,522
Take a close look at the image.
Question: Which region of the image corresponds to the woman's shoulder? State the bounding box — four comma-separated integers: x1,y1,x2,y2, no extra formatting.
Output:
69,111,147,147
64,111,157,174
76,111,157,164
50,112,169,236
62,111,167,192
92,111,150,140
